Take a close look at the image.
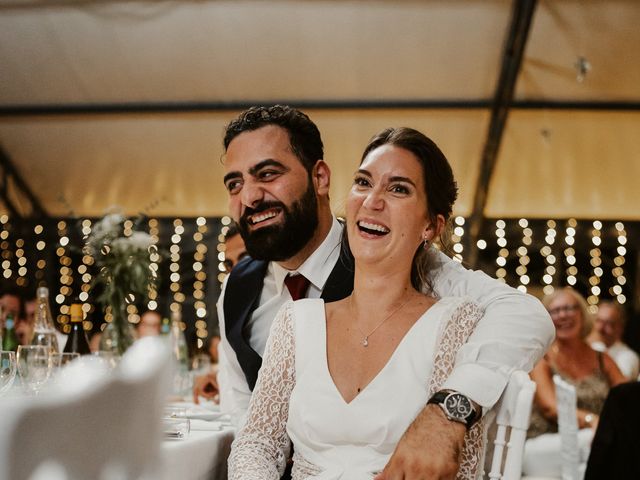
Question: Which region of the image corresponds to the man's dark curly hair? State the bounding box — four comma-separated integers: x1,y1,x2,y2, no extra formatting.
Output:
223,105,324,175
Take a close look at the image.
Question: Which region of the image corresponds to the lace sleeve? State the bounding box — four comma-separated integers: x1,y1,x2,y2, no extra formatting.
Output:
228,301,296,480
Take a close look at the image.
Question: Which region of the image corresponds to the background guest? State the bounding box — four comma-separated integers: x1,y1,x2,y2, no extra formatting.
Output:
1,286,28,348
523,287,625,477
0,285,22,330
137,309,162,338
15,301,33,346
588,300,639,380
222,225,247,273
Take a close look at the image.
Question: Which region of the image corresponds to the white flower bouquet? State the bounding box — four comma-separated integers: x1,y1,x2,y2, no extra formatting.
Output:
87,212,157,353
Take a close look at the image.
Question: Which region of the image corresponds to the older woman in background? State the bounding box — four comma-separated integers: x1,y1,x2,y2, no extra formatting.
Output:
523,287,625,477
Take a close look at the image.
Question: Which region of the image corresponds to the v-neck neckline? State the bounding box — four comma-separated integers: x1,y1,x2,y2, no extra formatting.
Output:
322,300,442,406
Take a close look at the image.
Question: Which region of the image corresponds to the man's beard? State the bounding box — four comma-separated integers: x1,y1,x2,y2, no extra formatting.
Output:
238,181,319,262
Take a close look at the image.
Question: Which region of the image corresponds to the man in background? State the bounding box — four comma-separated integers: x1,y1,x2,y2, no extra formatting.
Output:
1,287,28,344
222,225,247,273
16,294,34,346
589,300,639,380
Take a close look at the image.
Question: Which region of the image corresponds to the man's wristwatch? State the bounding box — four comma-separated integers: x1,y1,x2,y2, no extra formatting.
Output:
427,390,481,429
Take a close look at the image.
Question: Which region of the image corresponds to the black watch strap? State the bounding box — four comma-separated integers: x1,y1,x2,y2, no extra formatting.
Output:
427,390,480,429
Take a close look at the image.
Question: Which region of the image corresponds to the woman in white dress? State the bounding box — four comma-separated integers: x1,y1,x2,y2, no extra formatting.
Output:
229,127,485,479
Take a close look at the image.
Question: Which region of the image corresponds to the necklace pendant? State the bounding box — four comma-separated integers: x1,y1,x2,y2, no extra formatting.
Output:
362,337,369,347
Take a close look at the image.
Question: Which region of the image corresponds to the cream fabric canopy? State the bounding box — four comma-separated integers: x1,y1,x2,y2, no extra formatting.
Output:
0,0,639,220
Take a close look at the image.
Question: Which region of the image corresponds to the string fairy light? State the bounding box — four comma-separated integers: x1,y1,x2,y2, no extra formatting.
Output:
564,219,578,286
169,219,184,315
451,216,465,262
217,216,233,284
33,223,47,284
494,220,508,283
541,219,556,296
516,218,531,293
613,222,627,304
587,220,603,313
193,216,209,348
1,215,13,281
147,218,160,312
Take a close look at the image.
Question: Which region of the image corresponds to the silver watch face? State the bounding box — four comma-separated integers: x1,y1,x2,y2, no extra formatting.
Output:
444,393,473,419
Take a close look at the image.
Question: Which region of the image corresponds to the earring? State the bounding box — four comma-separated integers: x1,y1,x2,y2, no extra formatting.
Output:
422,237,430,250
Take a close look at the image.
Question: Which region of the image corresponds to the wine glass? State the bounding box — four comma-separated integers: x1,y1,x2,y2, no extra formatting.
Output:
17,345,53,395
0,350,17,395
50,352,80,369
92,351,120,370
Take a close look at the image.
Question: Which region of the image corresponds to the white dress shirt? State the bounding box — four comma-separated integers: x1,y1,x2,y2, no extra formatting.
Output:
218,217,343,426
218,219,554,426
591,340,640,380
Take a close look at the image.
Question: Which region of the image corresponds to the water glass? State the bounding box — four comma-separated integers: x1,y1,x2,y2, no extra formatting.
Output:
162,416,191,439
17,345,53,395
50,352,80,369
164,406,188,418
0,350,17,395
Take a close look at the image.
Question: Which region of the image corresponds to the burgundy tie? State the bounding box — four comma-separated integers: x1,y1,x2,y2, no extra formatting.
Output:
284,274,310,301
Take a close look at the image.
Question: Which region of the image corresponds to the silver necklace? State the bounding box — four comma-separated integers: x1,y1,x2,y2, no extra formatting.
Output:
350,295,411,347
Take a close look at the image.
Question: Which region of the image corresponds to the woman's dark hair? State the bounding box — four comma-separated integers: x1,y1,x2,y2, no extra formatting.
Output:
223,105,323,176
342,127,458,292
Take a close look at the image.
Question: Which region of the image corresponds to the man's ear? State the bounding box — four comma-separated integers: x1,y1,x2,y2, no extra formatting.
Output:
312,160,331,196
424,214,446,241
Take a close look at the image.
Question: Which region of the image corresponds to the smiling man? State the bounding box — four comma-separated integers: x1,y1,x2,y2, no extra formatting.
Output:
196,105,554,479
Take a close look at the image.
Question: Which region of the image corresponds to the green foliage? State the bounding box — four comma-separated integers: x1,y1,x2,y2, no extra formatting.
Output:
87,213,157,312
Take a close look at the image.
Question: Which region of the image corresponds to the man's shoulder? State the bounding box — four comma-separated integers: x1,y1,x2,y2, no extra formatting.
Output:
229,256,269,279
611,341,639,358
608,380,640,405
222,257,270,308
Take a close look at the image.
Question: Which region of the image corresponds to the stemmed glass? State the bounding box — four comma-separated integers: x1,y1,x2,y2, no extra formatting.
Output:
50,352,80,369
0,350,17,396
17,345,53,395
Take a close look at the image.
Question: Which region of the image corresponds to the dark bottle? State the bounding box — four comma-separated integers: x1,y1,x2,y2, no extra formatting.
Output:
63,303,91,355
2,313,19,351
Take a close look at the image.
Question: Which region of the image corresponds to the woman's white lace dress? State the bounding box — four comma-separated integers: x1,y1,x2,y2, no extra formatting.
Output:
229,297,484,480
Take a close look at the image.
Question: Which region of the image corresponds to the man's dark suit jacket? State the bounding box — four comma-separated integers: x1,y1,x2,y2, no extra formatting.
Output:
223,252,354,391
584,381,640,479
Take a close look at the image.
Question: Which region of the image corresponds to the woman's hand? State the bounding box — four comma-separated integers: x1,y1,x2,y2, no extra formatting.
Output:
578,410,599,431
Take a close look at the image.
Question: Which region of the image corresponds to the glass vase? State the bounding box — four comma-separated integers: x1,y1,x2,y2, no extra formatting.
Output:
99,303,135,355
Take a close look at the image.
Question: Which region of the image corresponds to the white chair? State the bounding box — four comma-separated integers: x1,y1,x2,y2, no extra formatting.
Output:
0,337,171,480
486,370,537,480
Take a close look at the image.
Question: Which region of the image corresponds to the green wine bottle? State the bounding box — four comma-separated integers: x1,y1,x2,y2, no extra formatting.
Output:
63,304,91,355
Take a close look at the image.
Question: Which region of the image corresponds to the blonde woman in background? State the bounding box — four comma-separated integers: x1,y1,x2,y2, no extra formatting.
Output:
522,287,625,477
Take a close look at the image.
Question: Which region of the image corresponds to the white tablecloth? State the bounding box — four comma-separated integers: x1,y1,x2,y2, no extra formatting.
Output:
158,426,235,480
2,385,235,480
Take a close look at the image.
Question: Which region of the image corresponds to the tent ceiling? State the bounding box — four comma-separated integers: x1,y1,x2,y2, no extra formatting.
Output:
0,0,639,220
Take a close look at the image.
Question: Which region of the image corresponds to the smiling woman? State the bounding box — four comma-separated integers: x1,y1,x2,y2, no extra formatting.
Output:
523,287,626,477
228,126,489,479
